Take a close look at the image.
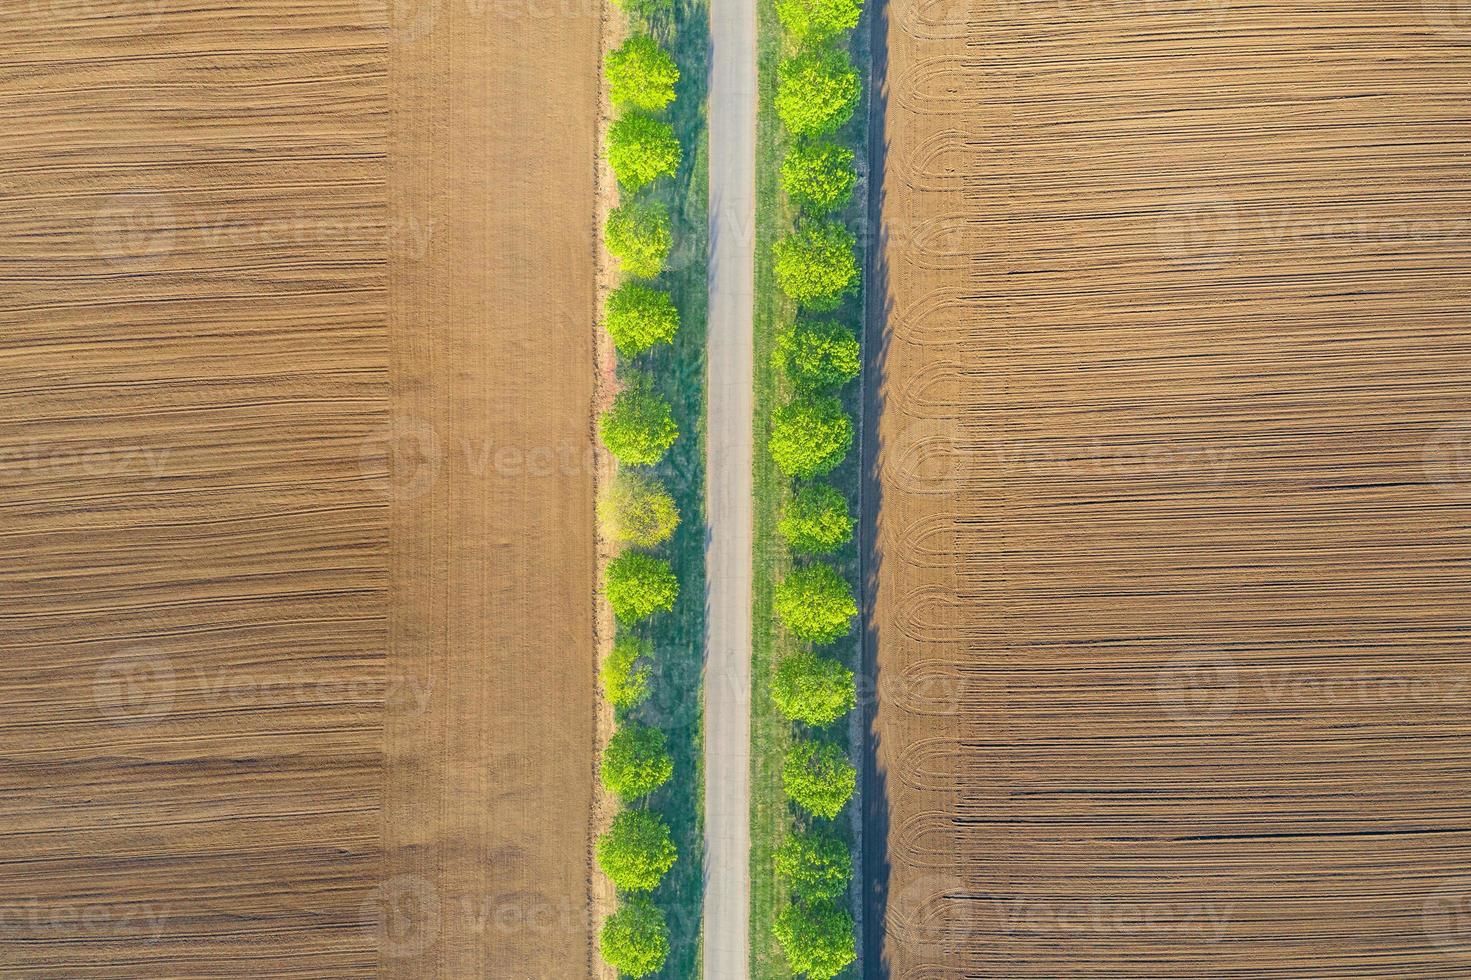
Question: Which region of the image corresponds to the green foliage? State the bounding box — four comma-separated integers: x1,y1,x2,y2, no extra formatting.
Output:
781,140,856,213
774,318,860,390
600,895,670,977
605,282,679,357
597,809,678,892
602,635,654,711
768,393,853,479
774,826,853,900
606,200,673,279
774,0,863,42
774,898,857,979
599,471,680,547
778,482,855,554
601,723,675,800
774,563,856,644
775,48,860,138
609,0,673,19
782,739,856,819
608,112,683,192
600,374,679,465
773,652,856,726
606,34,680,112
605,552,679,623
773,220,858,310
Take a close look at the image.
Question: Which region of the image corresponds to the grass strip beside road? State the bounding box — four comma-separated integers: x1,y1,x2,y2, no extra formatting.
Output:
751,2,871,976
637,3,711,976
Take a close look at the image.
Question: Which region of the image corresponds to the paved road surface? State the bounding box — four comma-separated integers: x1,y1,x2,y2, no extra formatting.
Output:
704,0,757,972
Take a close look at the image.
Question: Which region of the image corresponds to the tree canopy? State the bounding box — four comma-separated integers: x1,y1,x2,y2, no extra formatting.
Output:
605,551,679,623
768,393,853,479
775,49,860,138
601,723,675,800
604,282,679,356
773,651,856,726
601,635,654,711
774,899,857,979
774,826,853,901
608,112,682,191
599,375,679,465
774,0,863,42
774,563,857,644
780,140,857,213
606,34,680,112
609,0,672,19
774,318,861,390
598,470,680,547
778,482,855,554
782,739,856,818
606,200,673,279
773,220,858,310
600,895,670,977
596,809,678,892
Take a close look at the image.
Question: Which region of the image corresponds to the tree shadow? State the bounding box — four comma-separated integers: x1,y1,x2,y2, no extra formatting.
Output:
859,0,893,974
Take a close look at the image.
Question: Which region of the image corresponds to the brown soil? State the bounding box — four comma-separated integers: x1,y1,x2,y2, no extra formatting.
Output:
0,1,600,976
866,1,1471,977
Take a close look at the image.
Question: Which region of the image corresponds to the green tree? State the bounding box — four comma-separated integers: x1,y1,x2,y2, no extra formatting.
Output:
774,563,856,644
609,0,672,19
600,375,679,465
775,48,860,137
601,723,674,799
773,652,856,726
598,471,680,547
775,826,852,900
774,318,861,390
781,141,856,213
604,282,679,356
782,739,856,818
606,34,679,111
601,635,654,710
778,483,855,554
596,809,678,892
774,0,863,42
605,552,679,623
608,112,682,192
773,220,858,310
774,899,857,979
606,200,672,278
769,394,853,478
600,895,670,977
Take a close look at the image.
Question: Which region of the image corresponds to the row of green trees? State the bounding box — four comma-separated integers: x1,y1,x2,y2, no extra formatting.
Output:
595,6,687,976
766,0,865,975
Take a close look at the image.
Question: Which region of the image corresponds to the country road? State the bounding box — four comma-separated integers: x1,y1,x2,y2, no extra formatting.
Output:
704,0,757,972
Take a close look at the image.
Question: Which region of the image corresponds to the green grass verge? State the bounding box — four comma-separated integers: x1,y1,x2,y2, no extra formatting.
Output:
612,1,710,975
751,4,872,979
749,0,796,973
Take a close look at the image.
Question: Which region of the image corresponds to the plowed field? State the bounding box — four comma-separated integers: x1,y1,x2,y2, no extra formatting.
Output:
866,2,1471,976
0,2,600,976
